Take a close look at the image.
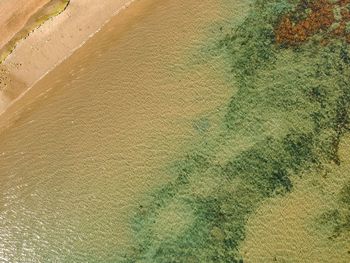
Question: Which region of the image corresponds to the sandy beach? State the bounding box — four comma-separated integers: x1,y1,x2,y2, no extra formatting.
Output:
0,0,135,113
0,0,50,50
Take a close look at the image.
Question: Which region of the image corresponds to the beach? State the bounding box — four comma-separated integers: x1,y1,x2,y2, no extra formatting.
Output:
0,0,135,114
0,0,50,50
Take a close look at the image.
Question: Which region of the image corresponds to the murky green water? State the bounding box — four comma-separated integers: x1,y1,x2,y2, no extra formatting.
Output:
0,0,243,261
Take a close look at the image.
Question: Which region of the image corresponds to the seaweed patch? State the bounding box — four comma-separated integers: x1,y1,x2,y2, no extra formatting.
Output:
124,1,350,262
276,0,350,45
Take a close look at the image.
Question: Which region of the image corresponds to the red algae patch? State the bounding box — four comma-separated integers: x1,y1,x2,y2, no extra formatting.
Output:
275,0,350,45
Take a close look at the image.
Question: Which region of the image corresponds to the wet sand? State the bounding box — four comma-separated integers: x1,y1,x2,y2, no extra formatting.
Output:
0,0,136,113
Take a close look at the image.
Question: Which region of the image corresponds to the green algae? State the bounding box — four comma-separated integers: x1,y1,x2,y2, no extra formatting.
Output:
240,142,350,262
124,1,350,262
317,180,350,238
0,0,70,63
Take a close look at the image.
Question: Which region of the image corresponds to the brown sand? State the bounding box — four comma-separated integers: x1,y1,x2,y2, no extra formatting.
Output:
0,0,136,113
0,0,50,50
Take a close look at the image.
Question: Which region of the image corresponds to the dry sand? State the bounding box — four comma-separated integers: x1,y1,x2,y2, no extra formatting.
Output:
0,0,136,113
0,0,50,50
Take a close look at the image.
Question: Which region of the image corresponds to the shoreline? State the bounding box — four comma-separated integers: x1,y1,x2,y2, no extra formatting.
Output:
0,0,51,51
0,0,137,119
0,0,70,63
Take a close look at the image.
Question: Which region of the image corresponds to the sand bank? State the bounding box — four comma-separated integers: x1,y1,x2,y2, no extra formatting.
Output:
0,0,136,113
0,0,51,50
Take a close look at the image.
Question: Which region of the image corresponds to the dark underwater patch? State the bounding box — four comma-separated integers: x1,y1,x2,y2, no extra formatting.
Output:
123,1,350,262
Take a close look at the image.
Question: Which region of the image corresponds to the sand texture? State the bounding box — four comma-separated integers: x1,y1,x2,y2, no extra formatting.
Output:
0,0,135,113
0,0,50,50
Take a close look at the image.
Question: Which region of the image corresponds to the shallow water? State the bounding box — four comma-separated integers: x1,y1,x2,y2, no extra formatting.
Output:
0,0,239,261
